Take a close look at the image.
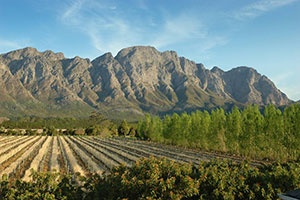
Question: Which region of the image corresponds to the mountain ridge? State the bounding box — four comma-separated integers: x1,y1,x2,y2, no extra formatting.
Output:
0,46,292,120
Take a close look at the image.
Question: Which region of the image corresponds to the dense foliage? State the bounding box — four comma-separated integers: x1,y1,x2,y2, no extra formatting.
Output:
0,114,140,138
1,113,110,129
0,113,121,136
137,104,300,162
1,157,300,200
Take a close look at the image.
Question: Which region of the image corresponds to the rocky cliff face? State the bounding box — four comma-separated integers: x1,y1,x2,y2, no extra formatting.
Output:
0,46,291,119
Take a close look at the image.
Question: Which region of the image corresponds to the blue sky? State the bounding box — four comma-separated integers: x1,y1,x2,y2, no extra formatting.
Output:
0,0,299,100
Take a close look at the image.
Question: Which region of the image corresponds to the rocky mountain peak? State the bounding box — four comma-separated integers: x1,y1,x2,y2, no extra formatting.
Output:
229,66,257,73
196,63,205,71
1,47,66,62
2,47,38,60
42,50,65,60
0,46,292,119
116,46,158,56
221,66,290,105
162,50,179,60
115,46,160,63
211,66,224,75
92,52,114,65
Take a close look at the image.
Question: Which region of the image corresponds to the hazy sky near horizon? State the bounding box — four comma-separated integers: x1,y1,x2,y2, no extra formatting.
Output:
0,0,299,100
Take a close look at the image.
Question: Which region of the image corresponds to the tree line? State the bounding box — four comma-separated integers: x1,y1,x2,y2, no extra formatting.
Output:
0,113,122,137
137,104,300,162
0,114,137,137
1,112,107,129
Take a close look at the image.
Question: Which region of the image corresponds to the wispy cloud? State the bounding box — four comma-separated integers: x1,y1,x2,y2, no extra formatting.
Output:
234,0,299,20
151,14,207,48
57,0,300,100
270,71,300,101
271,72,293,83
59,0,224,57
0,39,22,49
61,0,85,24
0,38,30,53
278,85,300,101
60,0,143,55
85,18,141,54
59,0,297,60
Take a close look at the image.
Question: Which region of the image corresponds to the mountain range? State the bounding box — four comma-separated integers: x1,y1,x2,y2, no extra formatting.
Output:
0,46,291,120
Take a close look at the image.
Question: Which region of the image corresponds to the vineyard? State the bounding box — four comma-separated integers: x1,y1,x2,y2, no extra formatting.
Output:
2,135,300,199
0,135,222,180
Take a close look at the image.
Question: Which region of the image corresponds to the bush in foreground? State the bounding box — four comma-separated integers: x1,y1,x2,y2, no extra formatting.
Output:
1,157,300,200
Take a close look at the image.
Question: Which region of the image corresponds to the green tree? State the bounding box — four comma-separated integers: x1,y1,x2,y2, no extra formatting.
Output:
209,108,226,151
162,115,172,142
168,113,181,145
189,111,202,147
85,126,99,135
177,113,191,147
225,106,242,153
118,120,130,136
148,116,163,142
45,126,57,136
137,114,152,139
128,127,137,137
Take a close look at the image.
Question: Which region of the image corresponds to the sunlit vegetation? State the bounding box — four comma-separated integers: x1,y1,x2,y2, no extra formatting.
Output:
1,157,300,200
1,112,111,129
137,104,300,162
1,104,300,199
0,113,118,136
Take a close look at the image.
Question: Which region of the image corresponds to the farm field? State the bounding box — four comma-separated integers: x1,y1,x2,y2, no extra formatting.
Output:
2,135,300,199
0,135,223,180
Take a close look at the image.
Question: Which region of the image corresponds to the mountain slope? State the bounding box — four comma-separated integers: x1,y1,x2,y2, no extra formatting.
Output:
0,46,291,119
